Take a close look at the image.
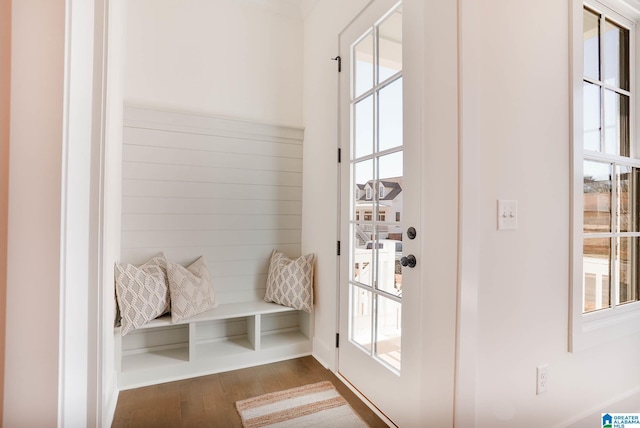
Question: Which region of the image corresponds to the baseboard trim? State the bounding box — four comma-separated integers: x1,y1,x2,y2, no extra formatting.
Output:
311,336,335,371
557,386,640,428
102,372,119,428
334,372,396,428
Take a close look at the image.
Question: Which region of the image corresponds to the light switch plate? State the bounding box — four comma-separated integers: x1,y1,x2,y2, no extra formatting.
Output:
497,200,517,230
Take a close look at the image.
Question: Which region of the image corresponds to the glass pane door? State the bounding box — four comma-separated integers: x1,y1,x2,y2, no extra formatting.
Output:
349,3,403,373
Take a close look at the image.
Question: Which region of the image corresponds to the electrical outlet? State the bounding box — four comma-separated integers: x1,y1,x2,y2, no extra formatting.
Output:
537,365,548,395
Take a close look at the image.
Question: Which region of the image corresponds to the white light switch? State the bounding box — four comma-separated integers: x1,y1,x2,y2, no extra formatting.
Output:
497,200,517,230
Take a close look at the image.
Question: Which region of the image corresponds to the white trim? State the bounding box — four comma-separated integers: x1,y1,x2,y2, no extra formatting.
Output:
311,338,334,371
102,374,119,428
334,372,397,427
91,0,110,426
123,104,304,140
100,0,126,424
455,0,478,425
570,0,640,352
554,385,640,428
594,0,640,20
59,0,99,425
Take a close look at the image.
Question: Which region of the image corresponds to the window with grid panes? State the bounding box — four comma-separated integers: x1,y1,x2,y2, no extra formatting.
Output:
582,5,638,313
572,0,640,350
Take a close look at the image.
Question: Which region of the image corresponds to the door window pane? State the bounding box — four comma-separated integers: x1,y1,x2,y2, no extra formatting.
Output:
375,296,401,371
378,6,402,83
583,82,601,152
583,161,612,234
355,95,374,159
375,238,398,296
583,237,611,312
353,224,374,287
616,166,640,233
379,78,403,152
604,90,630,156
617,236,640,305
378,151,403,181
605,19,630,90
376,152,403,297
584,8,600,81
354,159,373,221
354,32,374,98
351,285,373,351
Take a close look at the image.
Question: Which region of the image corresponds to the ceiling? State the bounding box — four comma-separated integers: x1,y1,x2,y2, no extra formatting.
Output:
245,0,319,19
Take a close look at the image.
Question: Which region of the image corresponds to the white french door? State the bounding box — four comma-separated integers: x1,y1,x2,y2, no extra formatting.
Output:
338,0,421,425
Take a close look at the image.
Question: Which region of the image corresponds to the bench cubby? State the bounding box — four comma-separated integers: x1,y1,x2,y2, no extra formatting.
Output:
116,301,312,390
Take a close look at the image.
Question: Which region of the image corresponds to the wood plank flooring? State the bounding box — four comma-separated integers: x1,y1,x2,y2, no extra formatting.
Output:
112,356,388,427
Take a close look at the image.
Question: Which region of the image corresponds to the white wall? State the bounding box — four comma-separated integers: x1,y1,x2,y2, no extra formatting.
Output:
4,0,65,424
467,0,640,426
301,0,369,371
0,0,10,422
124,0,303,127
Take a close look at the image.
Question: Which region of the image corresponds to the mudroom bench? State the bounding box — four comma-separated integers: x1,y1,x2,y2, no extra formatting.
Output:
117,106,311,390
115,301,311,390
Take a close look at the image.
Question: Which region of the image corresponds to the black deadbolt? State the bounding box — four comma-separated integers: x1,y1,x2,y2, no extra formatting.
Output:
407,227,417,240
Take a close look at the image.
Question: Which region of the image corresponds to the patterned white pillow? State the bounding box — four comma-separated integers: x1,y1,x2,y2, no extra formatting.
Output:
167,256,218,323
264,250,315,313
115,254,170,336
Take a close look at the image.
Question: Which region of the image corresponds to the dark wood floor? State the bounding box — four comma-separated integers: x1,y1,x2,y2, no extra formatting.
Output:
112,356,388,427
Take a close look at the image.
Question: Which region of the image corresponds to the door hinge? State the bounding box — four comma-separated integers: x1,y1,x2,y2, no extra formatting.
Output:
338,148,341,163
337,240,341,256
336,333,340,348
332,55,342,72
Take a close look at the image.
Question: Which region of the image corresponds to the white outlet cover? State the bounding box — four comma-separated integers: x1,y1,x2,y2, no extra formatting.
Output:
537,364,548,395
497,200,517,230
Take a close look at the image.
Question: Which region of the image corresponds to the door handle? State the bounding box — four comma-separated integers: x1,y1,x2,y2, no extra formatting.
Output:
400,254,416,268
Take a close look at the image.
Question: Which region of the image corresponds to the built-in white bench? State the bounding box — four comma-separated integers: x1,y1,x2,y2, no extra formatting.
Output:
116,301,311,390
116,107,310,390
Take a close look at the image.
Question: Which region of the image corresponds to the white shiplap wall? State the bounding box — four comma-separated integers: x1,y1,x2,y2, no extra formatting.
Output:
121,106,304,305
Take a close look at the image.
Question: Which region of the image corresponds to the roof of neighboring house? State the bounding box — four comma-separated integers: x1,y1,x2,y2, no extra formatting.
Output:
380,181,402,200
356,180,402,201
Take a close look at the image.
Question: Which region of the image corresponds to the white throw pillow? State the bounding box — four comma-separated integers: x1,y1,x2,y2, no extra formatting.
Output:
264,250,315,313
167,256,218,323
115,254,170,336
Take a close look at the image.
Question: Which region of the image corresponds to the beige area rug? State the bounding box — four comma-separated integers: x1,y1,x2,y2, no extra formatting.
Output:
235,381,369,428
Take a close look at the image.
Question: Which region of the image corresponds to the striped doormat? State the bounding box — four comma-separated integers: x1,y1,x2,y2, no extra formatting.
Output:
235,381,369,427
